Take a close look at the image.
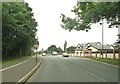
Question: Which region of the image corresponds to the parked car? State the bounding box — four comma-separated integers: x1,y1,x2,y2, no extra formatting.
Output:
42,53,46,56
62,52,69,57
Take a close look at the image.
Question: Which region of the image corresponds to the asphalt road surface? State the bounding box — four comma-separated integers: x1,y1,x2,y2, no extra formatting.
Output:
27,55,118,82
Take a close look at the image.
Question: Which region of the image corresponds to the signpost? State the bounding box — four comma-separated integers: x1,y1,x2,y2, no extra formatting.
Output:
34,41,39,62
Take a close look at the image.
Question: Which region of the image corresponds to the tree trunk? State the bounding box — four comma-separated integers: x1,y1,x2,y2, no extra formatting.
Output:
5,50,8,59
20,47,21,57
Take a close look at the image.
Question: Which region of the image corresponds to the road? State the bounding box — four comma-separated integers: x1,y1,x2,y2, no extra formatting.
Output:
27,55,118,82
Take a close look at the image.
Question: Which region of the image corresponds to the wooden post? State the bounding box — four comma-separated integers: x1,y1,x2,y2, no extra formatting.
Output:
96,51,97,58
80,52,81,57
100,51,102,58
102,51,104,59
118,49,119,59
83,51,85,56
113,49,115,60
90,50,92,57
105,51,107,59
99,51,101,58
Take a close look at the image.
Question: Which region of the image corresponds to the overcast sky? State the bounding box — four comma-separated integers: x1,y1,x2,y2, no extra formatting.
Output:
25,0,118,51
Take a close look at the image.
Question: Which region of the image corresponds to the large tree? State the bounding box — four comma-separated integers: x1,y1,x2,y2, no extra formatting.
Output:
60,2,120,31
56,47,63,54
47,45,57,53
67,46,76,53
47,45,63,54
2,2,38,59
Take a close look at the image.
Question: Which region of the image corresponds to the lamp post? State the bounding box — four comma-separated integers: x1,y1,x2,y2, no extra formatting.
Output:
100,18,104,58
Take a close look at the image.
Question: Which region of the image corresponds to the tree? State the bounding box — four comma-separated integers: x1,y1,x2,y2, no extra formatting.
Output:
67,46,76,53
47,45,57,53
46,45,63,54
56,47,63,54
2,2,38,59
64,41,67,52
114,34,120,49
60,2,120,31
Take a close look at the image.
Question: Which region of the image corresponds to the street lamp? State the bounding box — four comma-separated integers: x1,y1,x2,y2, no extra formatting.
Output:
100,17,104,58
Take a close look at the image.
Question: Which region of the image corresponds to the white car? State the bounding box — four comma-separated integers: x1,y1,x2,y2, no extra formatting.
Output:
62,52,69,57
42,53,46,56
52,52,57,55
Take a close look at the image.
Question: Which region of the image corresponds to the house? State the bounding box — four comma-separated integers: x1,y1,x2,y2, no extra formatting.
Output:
75,42,100,56
75,43,88,56
75,42,114,57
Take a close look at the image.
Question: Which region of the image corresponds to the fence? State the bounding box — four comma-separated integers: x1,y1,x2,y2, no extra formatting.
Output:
73,49,120,59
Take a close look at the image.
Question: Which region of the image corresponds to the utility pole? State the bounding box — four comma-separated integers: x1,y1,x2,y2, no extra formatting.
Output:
100,18,104,58
102,19,104,58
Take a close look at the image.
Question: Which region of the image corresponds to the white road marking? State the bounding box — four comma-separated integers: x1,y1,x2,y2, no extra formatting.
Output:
17,57,43,83
86,71,107,82
0,60,29,72
0,56,35,72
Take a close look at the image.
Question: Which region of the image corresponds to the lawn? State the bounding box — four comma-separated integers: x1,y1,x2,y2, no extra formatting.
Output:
91,57,120,66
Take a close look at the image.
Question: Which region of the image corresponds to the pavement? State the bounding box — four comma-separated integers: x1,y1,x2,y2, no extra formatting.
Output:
1,55,43,83
27,55,119,83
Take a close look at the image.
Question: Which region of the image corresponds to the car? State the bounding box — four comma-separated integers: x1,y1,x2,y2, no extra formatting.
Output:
52,51,57,55
42,53,46,56
62,52,69,57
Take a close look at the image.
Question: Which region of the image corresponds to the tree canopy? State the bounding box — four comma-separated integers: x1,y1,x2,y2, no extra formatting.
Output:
67,46,76,53
60,2,120,31
46,45,63,54
2,2,38,59
47,45,57,53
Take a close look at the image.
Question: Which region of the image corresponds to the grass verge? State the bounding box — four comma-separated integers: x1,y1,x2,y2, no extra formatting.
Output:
2,56,31,64
91,57,120,66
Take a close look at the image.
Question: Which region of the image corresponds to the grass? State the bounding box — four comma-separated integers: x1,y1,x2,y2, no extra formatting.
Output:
0,61,2,64
2,56,31,64
91,57,120,66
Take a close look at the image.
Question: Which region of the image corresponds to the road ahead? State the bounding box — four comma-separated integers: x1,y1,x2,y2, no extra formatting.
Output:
27,55,118,82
